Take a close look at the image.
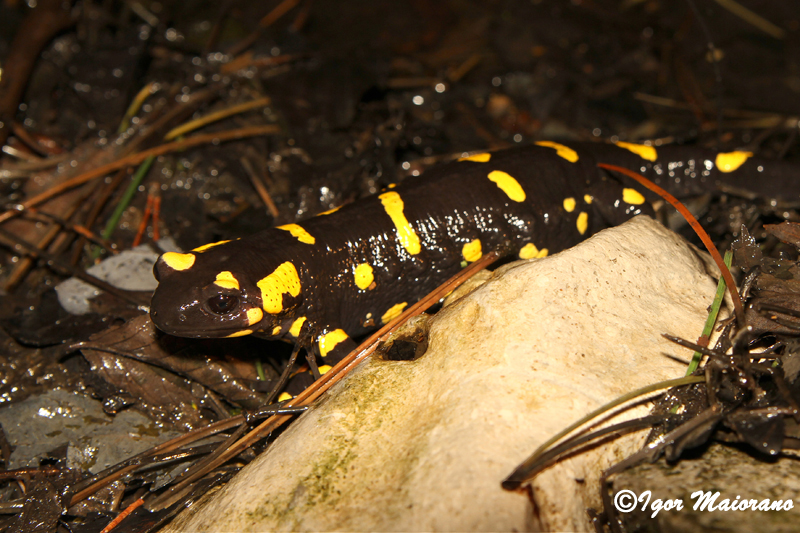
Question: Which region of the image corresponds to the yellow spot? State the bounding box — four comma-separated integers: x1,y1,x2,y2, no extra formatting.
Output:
272,326,282,336
213,271,240,290
257,262,302,314
379,192,421,255
381,302,408,324
576,212,589,235
519,243,548,259
622,188,646,205
388,183,396,188
715,151,753,173
354,263,374,290
225,329,253,338
278,224,315,245
278,392,292,402
318,206,341,216
458,152,492,163
193,240,231,253
462,239,482,262
161,252,195,271
563,197,576,212
487,170,526,202
615,142,657,162
289,317,306,337
584,194,593,204
246,308,263,326
319,329,349,358
319,365,332,375
535,141,579,163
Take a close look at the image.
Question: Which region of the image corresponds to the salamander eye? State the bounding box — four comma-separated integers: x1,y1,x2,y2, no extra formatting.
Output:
207,294,239,315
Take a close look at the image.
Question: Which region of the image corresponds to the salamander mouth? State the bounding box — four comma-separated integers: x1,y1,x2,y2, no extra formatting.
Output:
182,328,252,339
150,312,256,339
149,306,253,338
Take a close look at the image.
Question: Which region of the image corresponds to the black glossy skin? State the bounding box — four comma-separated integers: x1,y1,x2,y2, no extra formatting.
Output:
150,142,797,356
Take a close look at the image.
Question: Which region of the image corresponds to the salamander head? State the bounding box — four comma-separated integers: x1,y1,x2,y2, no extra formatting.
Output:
150,241,303,339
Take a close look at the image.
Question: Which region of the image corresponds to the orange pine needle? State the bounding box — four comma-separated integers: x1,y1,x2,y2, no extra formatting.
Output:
152,194,161,242
100,497,144,533
597,163,745,327
132,194,154,247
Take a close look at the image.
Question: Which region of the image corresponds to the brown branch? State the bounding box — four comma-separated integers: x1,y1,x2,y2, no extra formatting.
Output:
0,0,76,147
0,125,282,225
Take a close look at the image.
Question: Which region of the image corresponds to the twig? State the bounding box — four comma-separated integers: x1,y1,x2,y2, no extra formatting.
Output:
163,97,271,141
0,0,75,147
712,0,785,39
240,156,280,218
0,125,282,225
502,375,705,489
0,227,148,306
118,82,160,134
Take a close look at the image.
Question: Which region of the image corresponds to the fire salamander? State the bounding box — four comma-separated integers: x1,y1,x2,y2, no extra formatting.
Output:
150,141,796,395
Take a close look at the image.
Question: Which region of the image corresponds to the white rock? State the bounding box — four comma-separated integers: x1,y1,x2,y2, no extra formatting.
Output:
55,238,180,314
163,216,725,532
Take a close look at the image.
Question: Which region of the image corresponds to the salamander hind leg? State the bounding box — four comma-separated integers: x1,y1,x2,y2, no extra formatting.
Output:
584,177,655,228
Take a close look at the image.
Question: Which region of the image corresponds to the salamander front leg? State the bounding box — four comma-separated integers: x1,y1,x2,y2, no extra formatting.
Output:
270,327,356,402
244,345,309,424
267,343,307,402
